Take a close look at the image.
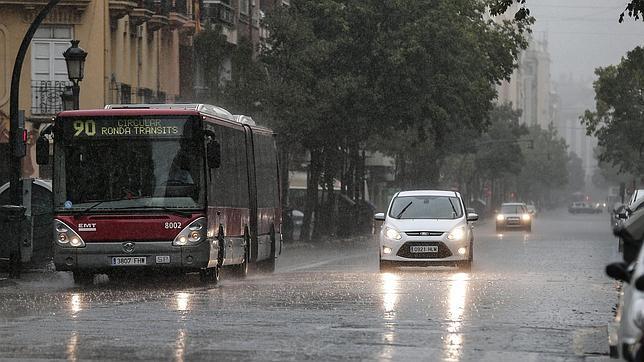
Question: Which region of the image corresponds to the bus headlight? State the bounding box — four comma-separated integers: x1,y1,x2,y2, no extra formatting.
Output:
54,219,85,248
173,217,207,246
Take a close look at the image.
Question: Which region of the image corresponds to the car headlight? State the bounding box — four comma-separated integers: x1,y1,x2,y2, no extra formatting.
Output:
54,219,85,248
173,217,207,246
521,214,531,221
384,227,402,240
447,227,465,241
496,214,504,221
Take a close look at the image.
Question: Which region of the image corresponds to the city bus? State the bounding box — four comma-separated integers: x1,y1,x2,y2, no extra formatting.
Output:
35,104,281,285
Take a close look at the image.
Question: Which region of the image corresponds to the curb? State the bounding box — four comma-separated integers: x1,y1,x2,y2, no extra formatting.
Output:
0,277,17,288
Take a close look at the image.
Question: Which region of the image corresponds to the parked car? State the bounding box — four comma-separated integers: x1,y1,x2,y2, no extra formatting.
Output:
496,202,532,232
374,190,478,271
615,196,644,254
568,202,602,214
607,207,644,361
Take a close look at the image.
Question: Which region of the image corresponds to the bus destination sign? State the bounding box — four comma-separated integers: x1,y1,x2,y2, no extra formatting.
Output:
63,118,190,138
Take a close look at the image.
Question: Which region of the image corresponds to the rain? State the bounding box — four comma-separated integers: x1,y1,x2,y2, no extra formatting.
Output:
1,0,644,361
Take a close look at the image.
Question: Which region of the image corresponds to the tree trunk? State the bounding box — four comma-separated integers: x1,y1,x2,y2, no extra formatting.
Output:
302,149,321,242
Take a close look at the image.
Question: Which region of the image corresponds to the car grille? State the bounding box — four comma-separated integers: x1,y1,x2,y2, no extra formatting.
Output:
396,241,452,259
404,231,444,237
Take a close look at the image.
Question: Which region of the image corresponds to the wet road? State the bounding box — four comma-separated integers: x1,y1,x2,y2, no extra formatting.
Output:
0,209,618,361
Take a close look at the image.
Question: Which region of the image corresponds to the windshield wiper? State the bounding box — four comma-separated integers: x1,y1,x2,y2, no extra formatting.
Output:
447,198,459,218
395,201,413,219
68,202,194,218
71,201,108,217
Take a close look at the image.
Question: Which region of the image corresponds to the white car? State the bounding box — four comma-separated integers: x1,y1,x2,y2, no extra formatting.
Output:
607,206,644,360
374,190,478,271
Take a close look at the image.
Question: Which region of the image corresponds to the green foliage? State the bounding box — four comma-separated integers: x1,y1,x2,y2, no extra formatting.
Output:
516,125,569,202
582,46,644,175
475,103,528,180
488,0,644,23
193,26,229,93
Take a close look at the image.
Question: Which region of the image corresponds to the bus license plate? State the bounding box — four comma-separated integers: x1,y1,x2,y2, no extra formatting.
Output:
156,256,170,264
111,256,147,266
410,245,438,253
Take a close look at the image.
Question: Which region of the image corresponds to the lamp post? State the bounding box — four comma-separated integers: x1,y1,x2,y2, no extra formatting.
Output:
62,40,87,110
60,86,74,111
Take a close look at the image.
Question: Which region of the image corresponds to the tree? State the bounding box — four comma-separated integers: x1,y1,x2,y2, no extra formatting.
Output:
261,0,529,240
567,152,585,193
516,125,569,207
473,103,527,207
488,0,644,23
582,46,644,176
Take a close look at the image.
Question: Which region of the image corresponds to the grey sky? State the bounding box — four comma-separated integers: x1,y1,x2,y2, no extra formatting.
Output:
529,0,644,84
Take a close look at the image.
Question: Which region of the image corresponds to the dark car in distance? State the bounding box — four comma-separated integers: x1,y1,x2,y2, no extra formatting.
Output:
568,202,601,214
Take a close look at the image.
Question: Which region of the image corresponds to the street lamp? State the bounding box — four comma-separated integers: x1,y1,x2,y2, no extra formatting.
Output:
60,86,74,111
62,40,87,110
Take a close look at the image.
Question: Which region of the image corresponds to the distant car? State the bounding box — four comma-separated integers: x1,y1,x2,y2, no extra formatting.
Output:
496,202,532,232
374,190,478,271
568,202,601,214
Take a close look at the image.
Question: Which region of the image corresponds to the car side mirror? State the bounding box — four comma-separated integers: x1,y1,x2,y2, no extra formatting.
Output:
467,213,479,222
374,212,385,221
606,262,630,283
36,136,49,165
207,139,221,169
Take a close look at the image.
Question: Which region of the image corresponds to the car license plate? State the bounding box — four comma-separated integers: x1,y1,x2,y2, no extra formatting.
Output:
410,245,438,253
111,256,147,266
156,255,170,264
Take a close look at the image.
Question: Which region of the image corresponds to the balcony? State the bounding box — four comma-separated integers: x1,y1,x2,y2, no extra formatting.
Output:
147,14,169,31
201,1,235,26
0,0,91,8
2,0,92,23
31,80,70,116
109,0,137,21
180,19,196,36
168,0,190,30
129,0,154,26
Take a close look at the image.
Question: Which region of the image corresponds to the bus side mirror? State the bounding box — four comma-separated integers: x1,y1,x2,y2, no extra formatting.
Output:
207,140,221,169
36,136,49,165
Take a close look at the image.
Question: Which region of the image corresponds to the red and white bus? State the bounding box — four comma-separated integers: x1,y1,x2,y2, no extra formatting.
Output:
36,104,281,284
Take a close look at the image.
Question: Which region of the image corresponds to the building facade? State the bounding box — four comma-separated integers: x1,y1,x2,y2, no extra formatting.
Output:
0,0,284,185
498,34,554,129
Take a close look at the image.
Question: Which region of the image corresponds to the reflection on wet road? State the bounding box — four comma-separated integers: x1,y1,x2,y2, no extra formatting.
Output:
0,209,616,361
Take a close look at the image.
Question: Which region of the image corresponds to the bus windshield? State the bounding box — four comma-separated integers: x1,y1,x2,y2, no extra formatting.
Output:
53,116,204,212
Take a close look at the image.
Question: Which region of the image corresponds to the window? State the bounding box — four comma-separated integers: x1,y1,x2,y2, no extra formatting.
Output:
209,124,249,208
31,26,72,114
253,133,278,208
240,0,249,15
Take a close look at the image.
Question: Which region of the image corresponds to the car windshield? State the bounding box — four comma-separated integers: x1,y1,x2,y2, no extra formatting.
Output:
501,205,526,214
389,196,463,219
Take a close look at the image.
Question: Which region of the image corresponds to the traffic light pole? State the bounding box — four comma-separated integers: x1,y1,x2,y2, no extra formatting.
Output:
9,0,62,205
